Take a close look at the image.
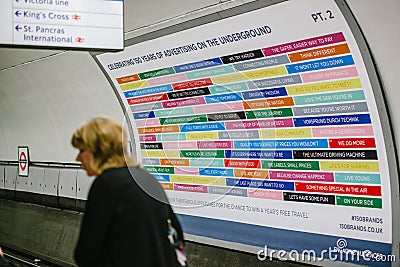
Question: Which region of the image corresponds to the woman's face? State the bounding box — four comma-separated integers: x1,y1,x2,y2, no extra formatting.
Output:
76,146,96,176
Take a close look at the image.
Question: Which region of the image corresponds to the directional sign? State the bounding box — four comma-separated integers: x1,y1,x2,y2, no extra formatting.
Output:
0,0,124,51
18,146,29,177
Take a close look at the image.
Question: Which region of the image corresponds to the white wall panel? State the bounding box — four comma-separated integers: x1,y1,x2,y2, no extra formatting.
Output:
76,170,95,200
58,169,77,199
15,169,30,192
27,167,45,194
0,166,4,189
15,167,45,193
43,168,59,196
4,166,17,190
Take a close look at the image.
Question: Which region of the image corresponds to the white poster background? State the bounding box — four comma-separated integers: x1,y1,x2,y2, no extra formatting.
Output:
97,0,391,244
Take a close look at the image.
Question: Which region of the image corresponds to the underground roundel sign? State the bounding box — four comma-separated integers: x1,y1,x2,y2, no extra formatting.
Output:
18,146,29,176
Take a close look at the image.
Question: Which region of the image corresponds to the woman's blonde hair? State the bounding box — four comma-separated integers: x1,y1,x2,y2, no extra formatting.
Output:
71,117,138,175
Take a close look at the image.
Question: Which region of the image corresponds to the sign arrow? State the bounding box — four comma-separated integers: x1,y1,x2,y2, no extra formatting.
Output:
15,25,22,31
75,37,85,43
15,10,21,17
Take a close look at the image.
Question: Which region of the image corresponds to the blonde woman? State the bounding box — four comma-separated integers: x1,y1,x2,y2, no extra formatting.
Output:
72,117,185,267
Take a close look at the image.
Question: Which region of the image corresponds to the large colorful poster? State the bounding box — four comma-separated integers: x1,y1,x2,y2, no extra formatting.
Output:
97,0,394,265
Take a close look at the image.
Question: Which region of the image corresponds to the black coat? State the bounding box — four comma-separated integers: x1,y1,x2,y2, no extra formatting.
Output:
74,166,184,267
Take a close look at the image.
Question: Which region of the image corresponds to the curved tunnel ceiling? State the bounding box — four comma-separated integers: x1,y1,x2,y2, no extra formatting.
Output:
0,0,249,71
